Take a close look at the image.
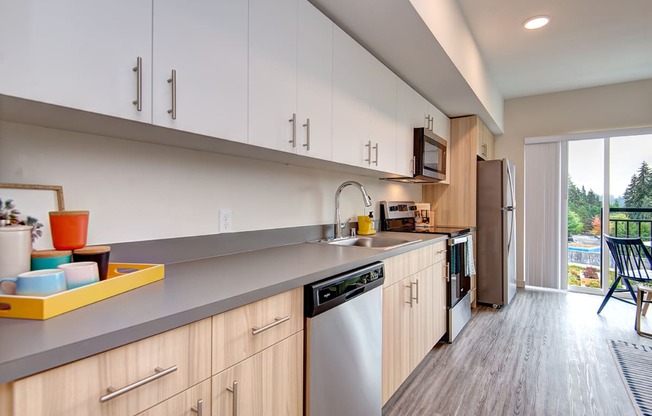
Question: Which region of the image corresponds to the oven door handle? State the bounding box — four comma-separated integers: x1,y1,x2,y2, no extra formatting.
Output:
449,236,468,246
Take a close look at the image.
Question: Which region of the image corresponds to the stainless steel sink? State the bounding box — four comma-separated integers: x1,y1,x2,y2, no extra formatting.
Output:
326,236,421,250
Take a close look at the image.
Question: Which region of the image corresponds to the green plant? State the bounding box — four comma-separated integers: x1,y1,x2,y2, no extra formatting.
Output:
0,198,44,243
0,198,21,224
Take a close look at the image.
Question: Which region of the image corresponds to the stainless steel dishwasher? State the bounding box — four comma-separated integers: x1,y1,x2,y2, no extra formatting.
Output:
305,262,385,416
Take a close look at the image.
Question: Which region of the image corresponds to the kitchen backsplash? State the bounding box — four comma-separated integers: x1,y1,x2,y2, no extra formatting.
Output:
0,120,421,245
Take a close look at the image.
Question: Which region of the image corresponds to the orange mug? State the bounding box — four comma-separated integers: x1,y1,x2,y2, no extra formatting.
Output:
49,211,90,250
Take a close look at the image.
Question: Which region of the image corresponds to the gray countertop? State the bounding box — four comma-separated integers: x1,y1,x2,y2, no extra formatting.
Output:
0,232,446,384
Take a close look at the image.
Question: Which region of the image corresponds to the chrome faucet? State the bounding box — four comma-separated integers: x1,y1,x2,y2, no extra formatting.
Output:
334,181,372,240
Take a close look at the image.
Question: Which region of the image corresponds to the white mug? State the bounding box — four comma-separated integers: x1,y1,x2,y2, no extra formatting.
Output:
58,261,99,289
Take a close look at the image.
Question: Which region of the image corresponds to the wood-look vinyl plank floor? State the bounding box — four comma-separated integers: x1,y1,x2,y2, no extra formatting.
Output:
383,288,648,416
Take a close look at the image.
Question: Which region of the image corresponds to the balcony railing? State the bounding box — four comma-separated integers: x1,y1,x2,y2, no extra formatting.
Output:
608,207,652,241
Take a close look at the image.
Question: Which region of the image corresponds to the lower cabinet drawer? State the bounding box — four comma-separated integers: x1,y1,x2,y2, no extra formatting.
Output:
212,332,303,416
7,318,211,416
212,287,303,374
137,379,211,416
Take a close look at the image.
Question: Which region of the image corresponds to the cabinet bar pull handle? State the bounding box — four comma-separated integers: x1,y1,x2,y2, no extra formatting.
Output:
252,315,290,335
303,118,311,150
132,57,142,111
446,263,450,282
430,116,434,131
413,279,419,304
365,140,372,165
411,156,416,175
425,115,429,129
373,143,379,166
167,69,177,120
100,365,177,402
227,381,238,416
289,113,297,147
406,284,413,308
191,399,203,415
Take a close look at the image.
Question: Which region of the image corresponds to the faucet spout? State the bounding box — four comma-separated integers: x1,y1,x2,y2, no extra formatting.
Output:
334,181,372,239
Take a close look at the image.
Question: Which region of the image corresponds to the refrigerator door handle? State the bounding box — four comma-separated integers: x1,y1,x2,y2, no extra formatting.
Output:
506,165,516,251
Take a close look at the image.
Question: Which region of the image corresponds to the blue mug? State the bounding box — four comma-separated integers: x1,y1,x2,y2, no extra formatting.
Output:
0,269,67,296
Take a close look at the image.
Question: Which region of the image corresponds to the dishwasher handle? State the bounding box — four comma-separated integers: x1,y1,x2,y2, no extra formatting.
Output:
345,286,365,300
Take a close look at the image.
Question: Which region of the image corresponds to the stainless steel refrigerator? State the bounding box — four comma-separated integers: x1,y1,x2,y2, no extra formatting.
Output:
477,159,517,307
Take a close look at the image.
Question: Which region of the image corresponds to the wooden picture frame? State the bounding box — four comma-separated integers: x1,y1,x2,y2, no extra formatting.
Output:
0,183,65,250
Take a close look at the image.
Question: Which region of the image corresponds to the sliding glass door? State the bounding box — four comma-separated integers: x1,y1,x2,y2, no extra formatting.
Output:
564,139,605,294
562,134,652,294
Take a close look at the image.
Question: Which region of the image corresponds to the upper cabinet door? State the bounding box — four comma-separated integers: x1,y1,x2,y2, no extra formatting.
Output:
0,0,152,122
152,0,248,143
368,57,397,172
332,27,370,168
249,0,298,152
428,103,450,142
396,79,416,177
296,0,333,161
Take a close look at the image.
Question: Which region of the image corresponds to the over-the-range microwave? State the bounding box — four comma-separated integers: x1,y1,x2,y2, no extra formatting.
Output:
382,127,447,183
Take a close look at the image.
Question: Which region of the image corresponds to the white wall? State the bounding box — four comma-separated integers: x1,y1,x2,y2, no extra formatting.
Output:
495,78,652,287
0,121,421,245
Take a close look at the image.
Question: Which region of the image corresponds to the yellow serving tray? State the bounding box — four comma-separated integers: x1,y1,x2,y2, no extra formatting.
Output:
0,263,164,320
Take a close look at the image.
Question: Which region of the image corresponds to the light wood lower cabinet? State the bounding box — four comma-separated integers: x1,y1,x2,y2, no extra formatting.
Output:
382,254,447,405
212,287,303,374
137,379,211,416
212,332,303,416
4,318,211,416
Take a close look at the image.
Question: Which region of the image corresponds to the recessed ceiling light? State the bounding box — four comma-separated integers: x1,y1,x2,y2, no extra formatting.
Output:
523,15,550,30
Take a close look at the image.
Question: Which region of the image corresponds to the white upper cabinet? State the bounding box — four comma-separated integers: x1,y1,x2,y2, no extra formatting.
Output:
152,0,248,143
428,102,450,141
248,0,298,152
396,79,417,177
368,57,397,172
332,27,370,168
296,0,333,160
0,0,152,122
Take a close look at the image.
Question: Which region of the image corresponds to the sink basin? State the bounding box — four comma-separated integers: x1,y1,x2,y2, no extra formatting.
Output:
326,236,421,250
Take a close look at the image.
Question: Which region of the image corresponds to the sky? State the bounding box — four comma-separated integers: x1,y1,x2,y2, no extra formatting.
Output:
568,134,652,197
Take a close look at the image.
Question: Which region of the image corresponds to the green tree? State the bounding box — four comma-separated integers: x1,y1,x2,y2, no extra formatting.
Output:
568,177,602,234
624,161,652,219
568,210,583,236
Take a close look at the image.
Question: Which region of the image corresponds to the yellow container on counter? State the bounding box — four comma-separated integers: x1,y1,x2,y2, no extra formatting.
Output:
357,216,376,235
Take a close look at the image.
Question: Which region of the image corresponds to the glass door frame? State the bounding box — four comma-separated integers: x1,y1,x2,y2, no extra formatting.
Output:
561,138,610,295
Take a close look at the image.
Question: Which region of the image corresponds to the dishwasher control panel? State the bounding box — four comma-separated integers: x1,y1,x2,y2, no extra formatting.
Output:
305,262,384,318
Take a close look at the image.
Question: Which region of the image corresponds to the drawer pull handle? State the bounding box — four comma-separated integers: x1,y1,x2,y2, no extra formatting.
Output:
227,381,238,416
437,249,446,254
252,315,290,335
100,365,178,402
191,399,203,415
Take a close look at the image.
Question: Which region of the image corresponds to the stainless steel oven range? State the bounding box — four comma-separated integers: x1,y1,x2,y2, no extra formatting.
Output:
380,200,473,343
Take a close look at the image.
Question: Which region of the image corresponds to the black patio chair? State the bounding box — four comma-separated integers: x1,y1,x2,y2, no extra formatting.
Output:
598,235,652,314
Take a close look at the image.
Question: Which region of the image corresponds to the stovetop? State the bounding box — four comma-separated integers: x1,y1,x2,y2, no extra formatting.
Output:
380,201,472,237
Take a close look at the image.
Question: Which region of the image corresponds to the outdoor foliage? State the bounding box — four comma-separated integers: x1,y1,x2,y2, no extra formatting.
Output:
568,177,601,236
623,161,652,219
568,161,652,238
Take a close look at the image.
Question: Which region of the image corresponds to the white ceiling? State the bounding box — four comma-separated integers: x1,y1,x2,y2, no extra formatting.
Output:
457,0,652,99
309,0,652,133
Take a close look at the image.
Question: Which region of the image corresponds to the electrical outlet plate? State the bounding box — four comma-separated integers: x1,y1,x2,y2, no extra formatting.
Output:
219,209,232,232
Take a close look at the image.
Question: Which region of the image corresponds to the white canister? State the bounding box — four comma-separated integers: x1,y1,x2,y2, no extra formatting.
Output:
0,225,33,279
